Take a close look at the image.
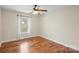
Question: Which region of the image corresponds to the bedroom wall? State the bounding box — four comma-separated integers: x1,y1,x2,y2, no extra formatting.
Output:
0,8,2,42
1,9,17,42
40,6,79,50
1,9,40,42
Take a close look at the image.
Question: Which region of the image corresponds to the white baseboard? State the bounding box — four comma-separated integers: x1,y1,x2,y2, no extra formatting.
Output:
40,35,79,51
1,39,19,43
19,35,39,39
1,35,39,43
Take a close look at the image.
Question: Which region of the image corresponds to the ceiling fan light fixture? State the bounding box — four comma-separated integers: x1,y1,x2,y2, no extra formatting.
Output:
33,10,46,14
32,10,38,14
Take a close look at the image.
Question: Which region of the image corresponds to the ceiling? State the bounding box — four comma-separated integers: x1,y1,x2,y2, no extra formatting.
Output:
0,5,69,13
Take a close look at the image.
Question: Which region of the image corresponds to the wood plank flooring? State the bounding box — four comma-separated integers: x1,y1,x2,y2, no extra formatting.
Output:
0,36,79,53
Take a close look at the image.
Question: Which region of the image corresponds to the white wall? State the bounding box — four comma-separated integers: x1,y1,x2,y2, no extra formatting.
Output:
1,9,40,42
0,8,2,42
2,10,18,42
40,6,79,50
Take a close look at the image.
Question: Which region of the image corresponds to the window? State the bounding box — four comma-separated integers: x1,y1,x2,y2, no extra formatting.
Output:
17,15,31,38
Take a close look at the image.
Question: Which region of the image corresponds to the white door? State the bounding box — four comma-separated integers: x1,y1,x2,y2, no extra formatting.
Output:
17,15,31,39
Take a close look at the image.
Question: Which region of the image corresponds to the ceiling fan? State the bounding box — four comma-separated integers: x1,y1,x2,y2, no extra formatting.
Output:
33,5,47,12
29,5,47,14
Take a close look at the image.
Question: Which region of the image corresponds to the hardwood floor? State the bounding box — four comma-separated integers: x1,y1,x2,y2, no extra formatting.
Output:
0,36,79,53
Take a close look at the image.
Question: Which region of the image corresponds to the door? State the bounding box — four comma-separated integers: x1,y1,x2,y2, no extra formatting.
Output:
17,15,31,39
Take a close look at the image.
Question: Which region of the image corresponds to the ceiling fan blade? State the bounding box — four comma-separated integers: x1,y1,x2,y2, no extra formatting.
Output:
34,9,47,12
33,5,47,12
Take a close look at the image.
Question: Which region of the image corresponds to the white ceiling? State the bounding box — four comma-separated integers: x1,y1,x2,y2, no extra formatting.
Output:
0,5,69,13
